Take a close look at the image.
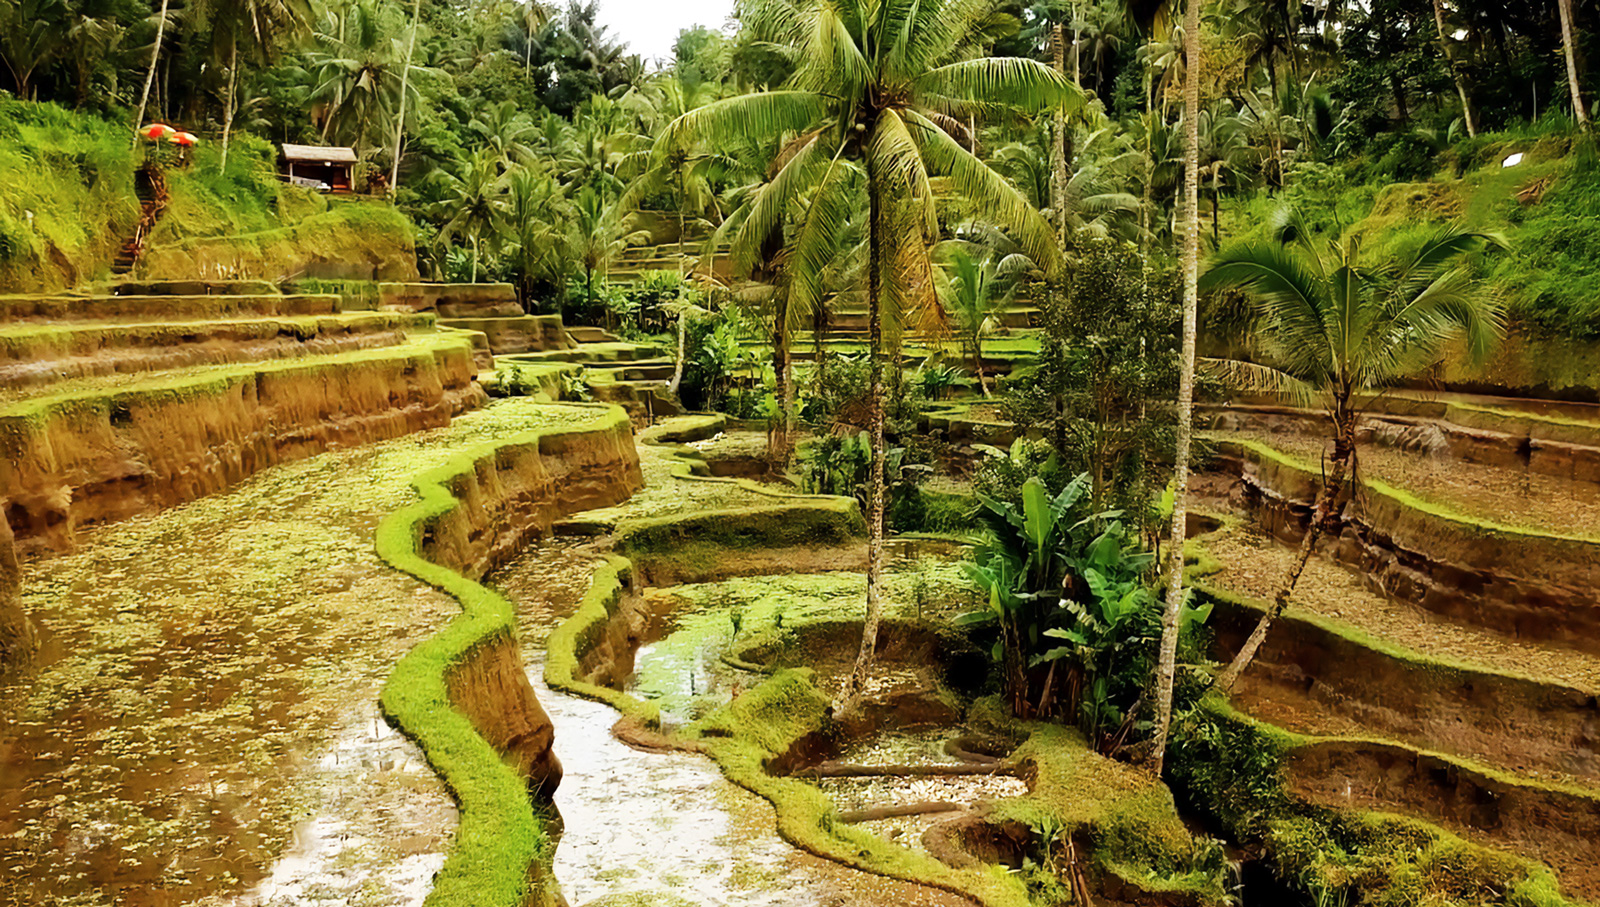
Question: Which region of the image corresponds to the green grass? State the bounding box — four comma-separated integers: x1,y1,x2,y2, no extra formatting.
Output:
1219,128,1600,342
1173,697,1584,907
142,200,418,282
0,332,470,421
0,99,139,292
374,403,636,907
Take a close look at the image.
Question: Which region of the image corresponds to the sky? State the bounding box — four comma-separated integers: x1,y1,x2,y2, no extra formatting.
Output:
593,0,739,69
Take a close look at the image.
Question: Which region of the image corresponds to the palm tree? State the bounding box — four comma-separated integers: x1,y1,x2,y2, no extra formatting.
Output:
131,0,171,143
995,124,1143,241
715,132,861,463
1429,0,1477,138
207,0,313,169
306,0,429,152
571,185,646,315
470,100,540,170
936,239,1032,396
664,0,1081,714
619,76,727,397
504,165,577,307
1149,0,1199,779
1204,218,1506,693
389,0,422,192
0,0,66,101
1557,0,1591,131
435,151,511,282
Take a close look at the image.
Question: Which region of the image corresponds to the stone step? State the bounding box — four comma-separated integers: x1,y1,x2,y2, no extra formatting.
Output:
503,341,668,365
824,308,1039,330
106,279,282,297
588,378,684,421
565,325,620,344
0,313,434,393
435,315,572,356
376,282,523,318
583,359,676,381
0,293,342,322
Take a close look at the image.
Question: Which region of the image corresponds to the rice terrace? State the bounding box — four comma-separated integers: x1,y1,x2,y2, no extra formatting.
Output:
3,0,1600,904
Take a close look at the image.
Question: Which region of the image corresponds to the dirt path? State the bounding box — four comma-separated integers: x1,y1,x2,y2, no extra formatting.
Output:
0,400,603,907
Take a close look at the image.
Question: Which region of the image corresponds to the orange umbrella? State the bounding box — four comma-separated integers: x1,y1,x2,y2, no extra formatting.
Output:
139,123,174,140
171,132,198,146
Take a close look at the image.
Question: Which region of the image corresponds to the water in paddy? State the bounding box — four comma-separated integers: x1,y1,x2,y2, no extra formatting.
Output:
489,540,970,907
0,400,604,907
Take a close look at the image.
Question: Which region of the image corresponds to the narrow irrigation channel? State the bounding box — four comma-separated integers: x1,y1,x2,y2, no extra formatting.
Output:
490,538,972,907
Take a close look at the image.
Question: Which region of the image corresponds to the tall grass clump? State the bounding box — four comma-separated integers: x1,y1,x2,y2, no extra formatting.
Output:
0,99,139,292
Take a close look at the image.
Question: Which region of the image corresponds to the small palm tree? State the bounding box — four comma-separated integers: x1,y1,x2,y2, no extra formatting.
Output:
571,186,648,316
935,239,1032,396
434,151,511,283
1204,215,1506,692
504,165,576,307
664,0,1082,713
470,100,539,170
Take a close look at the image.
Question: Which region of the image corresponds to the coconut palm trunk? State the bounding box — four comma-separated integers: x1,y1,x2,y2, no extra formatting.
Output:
390,0,422,193
1051,24,1070,241
972,337,989,396
773,291,795,463
1149,0,1202,778
670,204,688,396
1558,0,1591,130
1431,0,1478,137
838,187,888,714
221,35,238,170
1214,406,1355,692
133,0,170,149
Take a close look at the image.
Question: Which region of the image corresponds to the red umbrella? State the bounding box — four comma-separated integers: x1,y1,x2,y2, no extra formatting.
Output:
171,132,198,146
139,123,174,141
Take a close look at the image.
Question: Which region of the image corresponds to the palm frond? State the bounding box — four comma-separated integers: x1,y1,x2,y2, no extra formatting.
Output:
1201,358,1318,408
905,109,1062,275
664,91,830,153
911,57,1084,117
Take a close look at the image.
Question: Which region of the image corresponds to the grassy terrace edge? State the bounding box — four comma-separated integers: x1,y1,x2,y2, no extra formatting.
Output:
543,437,1224,907
372,403,636,907
0,330,472,425
1213,435,1600,545
1177,525,1594,905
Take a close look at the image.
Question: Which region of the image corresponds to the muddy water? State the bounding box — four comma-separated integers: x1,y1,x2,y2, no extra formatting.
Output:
0,401,601,907
489,540,971,907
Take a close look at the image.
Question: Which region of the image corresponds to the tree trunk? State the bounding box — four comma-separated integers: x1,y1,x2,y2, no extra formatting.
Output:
836,179,887,716
133,0,170,149
220,35,238,171
1213,429,1353,693
973,336,989,396
1431,0,1479,137
669,207,689,395
1051,24,1071,244
773,292,794,463
1558,0,1591,129
670,309,688,394
471,234,480,283
1148,0,1203,779
390,0,424,193
1391,72,1410,122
